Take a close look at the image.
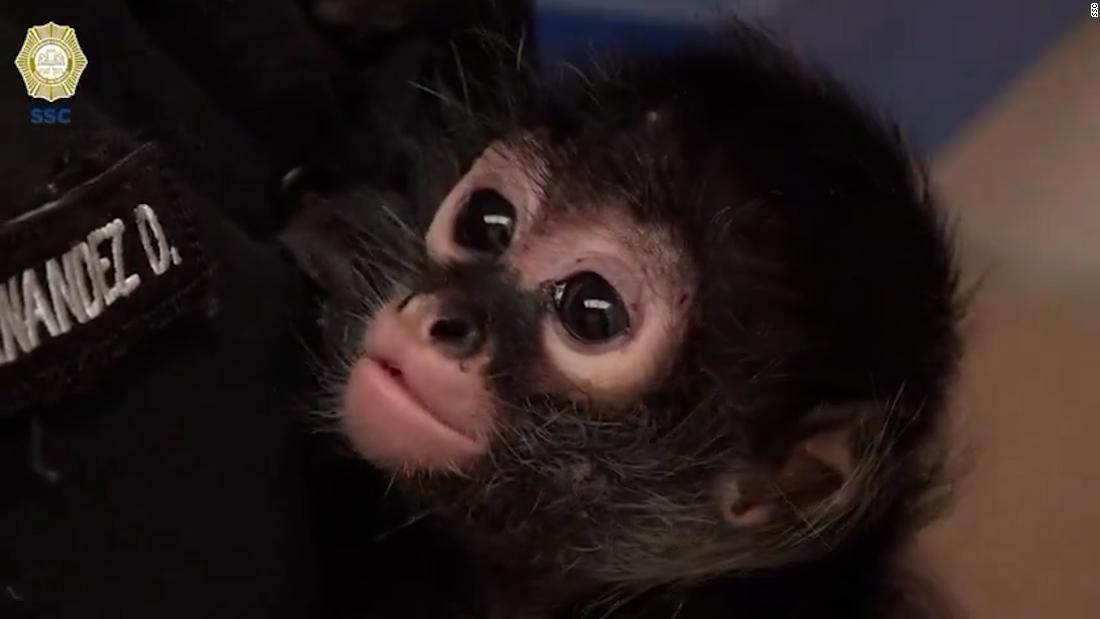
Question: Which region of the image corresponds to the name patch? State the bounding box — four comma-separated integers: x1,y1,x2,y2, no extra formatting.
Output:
0,143,211,417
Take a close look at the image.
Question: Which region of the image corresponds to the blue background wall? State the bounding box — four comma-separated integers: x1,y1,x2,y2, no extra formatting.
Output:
536,0,1089,151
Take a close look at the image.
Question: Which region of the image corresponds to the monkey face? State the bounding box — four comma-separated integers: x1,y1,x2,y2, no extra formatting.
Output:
343,143,696,474
336,136,731,583
289,29,961,587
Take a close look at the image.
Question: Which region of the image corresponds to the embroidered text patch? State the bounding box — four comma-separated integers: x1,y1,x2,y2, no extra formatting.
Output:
0,143,212,417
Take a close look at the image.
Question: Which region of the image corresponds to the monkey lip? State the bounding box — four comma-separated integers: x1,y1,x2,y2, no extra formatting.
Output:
380,358,476,435
341,355,487,470
365,356,478,440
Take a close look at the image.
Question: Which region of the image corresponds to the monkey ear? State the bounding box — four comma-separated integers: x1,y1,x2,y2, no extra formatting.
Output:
719,411,862,529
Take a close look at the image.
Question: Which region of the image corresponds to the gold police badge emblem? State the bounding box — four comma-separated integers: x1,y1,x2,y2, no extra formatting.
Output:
14,22,88,102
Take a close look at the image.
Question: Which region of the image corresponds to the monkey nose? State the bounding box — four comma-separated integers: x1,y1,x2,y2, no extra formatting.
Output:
428,305,486,359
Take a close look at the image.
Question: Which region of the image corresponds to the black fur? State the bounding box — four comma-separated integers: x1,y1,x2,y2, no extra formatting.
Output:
287,19,962,619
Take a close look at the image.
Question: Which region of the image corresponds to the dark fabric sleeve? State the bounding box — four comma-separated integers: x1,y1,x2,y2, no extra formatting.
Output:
0,3,335,616
0,118,321,618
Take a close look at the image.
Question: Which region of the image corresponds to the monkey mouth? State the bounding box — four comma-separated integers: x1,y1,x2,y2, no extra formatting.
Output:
341,355,487,471
378,359,462,430
370,356,477,439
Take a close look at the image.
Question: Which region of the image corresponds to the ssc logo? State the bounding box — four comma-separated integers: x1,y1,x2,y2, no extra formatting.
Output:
13,22,88,102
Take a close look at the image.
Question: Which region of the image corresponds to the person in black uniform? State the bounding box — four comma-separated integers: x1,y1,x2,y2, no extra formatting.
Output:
0,2,533,617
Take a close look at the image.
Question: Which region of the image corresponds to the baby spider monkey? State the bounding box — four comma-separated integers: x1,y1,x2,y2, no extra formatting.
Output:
286,19,962,619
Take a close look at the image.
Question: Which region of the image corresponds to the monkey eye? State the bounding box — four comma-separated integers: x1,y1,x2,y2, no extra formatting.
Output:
454,188,516,255
553,272,631,344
